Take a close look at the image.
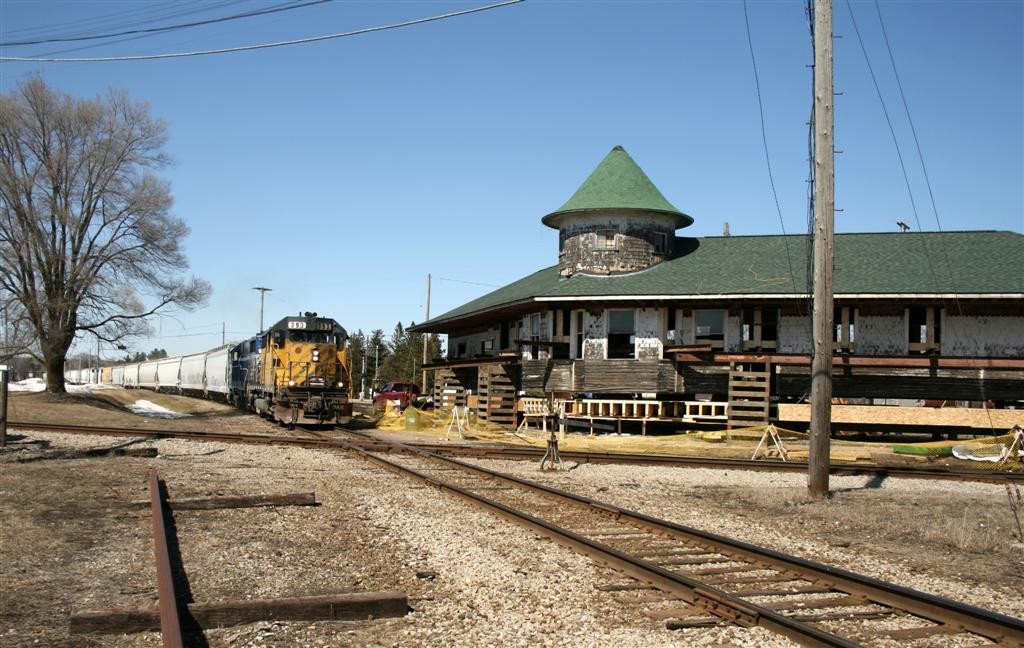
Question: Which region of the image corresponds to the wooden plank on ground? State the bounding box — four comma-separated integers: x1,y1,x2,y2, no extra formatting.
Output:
69,591,409,634
128,492,317,511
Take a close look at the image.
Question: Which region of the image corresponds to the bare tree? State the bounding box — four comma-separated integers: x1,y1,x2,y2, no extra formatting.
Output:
0,77,211,392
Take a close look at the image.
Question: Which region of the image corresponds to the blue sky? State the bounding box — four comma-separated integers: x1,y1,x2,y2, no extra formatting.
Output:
1,0,1021,358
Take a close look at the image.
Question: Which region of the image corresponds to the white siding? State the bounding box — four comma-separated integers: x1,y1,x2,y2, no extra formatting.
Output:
635,307,663,359
584,311,606,359
858,315,906,355
725,312,742,352
778,315,812,353
944,315,1024,357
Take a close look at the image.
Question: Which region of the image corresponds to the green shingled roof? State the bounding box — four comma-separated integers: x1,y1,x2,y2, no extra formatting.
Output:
415,231,1023,331
542,146,692,229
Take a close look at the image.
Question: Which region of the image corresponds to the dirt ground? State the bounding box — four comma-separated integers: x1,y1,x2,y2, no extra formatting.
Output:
1,389,1022,647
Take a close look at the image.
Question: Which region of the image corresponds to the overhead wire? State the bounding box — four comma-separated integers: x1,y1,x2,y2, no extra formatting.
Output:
804,0,817,300
870,0,996,432
741,0,801,298
0,0,526,63
844,0,944,292
2,1,247,41
1,0,331,47
849,1,997,431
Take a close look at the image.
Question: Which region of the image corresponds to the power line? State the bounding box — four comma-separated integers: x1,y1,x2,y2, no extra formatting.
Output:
438,277,502,289
2,1,247,41
742,0,800,295
845,1,947,297
0,0,525,63
873,1,949,238
1,0,332,47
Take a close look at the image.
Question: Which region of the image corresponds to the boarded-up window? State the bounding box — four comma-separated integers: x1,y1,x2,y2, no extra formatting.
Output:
596,230,617,250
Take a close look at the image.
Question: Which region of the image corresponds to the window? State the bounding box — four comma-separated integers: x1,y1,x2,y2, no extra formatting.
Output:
500,321,510,349
833,306,855,352
695,310,726,349
481,339,493,354
561,308,571,337
666,307,678,343
653,232,668,254
908,306,941,354
456,342,466,357
596,230,617,250
742,306,778,350
574,311,584,359
607,309,636,359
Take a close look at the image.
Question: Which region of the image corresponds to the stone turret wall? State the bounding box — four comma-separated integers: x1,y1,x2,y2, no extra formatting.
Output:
557,213,677,277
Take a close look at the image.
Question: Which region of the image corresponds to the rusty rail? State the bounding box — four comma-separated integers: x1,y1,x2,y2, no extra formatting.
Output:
345,439,1024,646
11,420,1019,484
148,468,184,648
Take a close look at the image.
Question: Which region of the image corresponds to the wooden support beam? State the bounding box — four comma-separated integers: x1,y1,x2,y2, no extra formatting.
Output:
128,492,317,511
17,447,157,463
69,591,409,635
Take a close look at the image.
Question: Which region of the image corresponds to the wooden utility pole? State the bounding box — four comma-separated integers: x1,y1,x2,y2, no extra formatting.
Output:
252,286,272,333
421,274,431,391
0,364,8,448
809,0,835,498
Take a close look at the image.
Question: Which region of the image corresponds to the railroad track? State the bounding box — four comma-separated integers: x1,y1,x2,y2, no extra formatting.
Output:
9,420,1024,645
9,420,1022,484
347,440,1024,647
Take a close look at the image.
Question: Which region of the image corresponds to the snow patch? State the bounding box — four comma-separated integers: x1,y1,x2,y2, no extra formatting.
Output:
8,378,45,392
126,400,190,419
8,378,119,393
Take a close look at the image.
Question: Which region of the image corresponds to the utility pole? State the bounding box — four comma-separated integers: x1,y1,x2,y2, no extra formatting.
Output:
421,273,431,391
361,353,366,400
222,322,225,346
96,338,100,384
252,287,272,333
1,364,9,448
809,0,835,499
374,344,380,391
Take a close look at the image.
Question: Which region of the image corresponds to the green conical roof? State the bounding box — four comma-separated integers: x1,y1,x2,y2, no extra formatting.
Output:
542,146,692,229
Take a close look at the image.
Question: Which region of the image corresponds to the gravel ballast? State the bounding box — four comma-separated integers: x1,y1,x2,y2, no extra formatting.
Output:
2,424,1021,647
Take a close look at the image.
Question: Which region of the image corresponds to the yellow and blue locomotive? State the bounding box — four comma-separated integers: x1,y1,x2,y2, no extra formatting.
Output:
229,312,352,427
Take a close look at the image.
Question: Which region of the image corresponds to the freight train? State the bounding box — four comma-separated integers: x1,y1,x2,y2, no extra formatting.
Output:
69,312,353,427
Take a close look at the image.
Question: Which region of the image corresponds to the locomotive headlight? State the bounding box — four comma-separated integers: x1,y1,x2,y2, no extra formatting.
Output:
312,350,320,360
337,381,344,387
288,380,296,386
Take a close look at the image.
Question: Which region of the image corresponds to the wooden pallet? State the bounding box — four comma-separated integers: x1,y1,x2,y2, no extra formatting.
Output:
727,362,772,428
434,368,466,409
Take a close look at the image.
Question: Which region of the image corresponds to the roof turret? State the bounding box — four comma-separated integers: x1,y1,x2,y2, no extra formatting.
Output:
542,145,692,229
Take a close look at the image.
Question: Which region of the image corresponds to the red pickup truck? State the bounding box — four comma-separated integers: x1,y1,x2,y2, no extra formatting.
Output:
372,381,421,408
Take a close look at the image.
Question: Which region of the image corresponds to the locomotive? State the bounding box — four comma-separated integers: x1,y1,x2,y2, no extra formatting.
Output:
69,311,353,427
229,312,352,426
